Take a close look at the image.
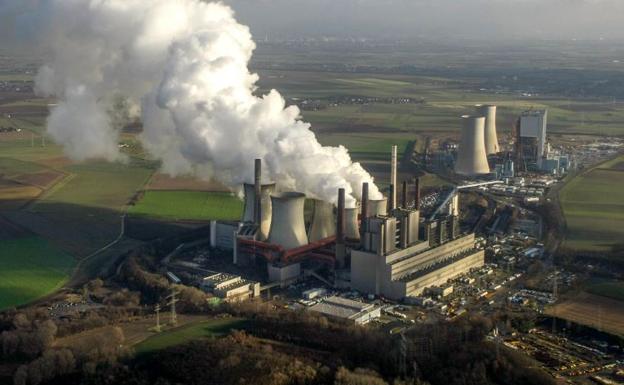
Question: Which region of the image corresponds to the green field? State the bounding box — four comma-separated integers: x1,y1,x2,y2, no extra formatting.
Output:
560,155,624,252
135,318,248,354
587,280,624,302
129,190,243,221
0,237,75,310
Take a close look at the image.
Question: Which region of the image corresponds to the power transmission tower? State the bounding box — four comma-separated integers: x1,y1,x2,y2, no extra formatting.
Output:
155,304,162,332
166,289,179,326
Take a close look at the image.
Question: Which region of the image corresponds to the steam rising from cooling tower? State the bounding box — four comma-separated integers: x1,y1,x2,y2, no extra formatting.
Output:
26,0,381,208
455,115,490,176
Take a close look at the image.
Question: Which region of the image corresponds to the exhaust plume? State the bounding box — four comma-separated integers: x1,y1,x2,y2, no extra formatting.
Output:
29,0,381,207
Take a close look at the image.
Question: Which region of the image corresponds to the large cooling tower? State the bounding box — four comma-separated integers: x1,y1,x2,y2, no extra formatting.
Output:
455,115,490,176
476,104,500,154
308,199,336,242
344,208,360,240
368,198,388,217
243,183,276,240
268,192,309,249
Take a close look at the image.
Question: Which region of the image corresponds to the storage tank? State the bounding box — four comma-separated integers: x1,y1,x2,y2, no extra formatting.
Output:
308,199,336,242
242,183,275,240
268,192,308,249
344,207,360,240
455,115,490,176
476,104,500,154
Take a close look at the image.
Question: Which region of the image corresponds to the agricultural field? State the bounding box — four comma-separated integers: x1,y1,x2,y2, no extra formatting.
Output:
128,190,243,221
0,236,75,310
546,292,624,337
586,280,624,302
560,155,624,253
134,318,248,354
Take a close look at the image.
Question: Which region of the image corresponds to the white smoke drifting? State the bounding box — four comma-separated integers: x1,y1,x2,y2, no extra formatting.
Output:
31,0,381,207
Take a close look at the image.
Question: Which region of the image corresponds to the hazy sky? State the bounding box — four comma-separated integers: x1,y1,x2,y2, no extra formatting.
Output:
223,0,624,41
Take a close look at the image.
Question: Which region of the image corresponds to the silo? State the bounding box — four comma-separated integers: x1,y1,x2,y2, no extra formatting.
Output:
455,115,490,176
268,192,309,249
344,207,360,240
368,198,388,217
243,183,276,240
308,199,336,242
476,104,500,154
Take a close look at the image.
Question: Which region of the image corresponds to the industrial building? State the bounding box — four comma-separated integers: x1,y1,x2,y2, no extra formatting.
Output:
201,273,260,302
309,296,381,324
517,109,548,170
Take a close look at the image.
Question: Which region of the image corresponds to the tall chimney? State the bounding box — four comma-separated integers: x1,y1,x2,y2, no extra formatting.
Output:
337,189,345,244
336,188,346,267
390,145,397,210
402,181,408,208
414,177,421,210
254,159,262,224
361,182,369,238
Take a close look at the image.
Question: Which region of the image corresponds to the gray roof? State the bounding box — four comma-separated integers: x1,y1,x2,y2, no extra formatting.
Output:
310,296,377,320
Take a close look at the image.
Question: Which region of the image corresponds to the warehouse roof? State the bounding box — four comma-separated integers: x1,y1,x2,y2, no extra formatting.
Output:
310,296,378,321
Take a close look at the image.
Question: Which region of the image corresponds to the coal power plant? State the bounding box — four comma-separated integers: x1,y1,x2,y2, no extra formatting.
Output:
210,148,484,301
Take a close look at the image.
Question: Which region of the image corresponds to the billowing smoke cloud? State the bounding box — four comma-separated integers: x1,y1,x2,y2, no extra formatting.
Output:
28,0,381,207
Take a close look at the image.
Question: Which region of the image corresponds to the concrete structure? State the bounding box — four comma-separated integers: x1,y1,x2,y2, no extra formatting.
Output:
302,287,327,300
476,104,500,155
367,198,388,217
268,192,308,249
519,110,548,168
309,296,381,324
351,233,484,300
308,199,336,242
201,273,260,301
455,115,490,176
243,183,275,240
268,262,301,285
344,208,360,240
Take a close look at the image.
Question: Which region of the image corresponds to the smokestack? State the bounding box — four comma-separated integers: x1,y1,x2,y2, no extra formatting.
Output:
402,181,408,209
336,189,345,244
390,145,397,209
476,104,500,155
414,177,421,210
388,184,395,211
268,192,308,249
243,183,276,240
455,115,490,176
254,159,262,224
336,188,346,268
308,199,336,242
361,182,369,239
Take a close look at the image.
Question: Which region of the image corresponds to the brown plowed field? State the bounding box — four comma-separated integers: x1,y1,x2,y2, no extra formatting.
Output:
546,292,624,337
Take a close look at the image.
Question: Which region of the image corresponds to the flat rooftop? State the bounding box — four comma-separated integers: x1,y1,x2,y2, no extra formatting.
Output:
310,296,377,320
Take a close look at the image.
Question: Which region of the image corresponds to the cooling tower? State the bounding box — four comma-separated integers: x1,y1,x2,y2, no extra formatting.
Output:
268,192,309,249
243,183,276,240
476,104,500,154
368,198,388,217
344,207,360,240
308,199,336,242
455,115,490,176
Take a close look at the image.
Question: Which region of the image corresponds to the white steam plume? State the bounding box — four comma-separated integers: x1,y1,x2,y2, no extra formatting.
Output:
30,0,381,207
